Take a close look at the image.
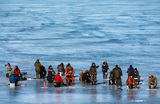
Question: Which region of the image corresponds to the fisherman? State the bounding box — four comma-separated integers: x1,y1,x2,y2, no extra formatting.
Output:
12,65,21,86
40,65,47,79
109,70,115,85
82,70,91,83
113,65,122,87
89,62,99,85
5,63,12,78
127,65,134,77
47,65,56,83
55,73,64,87
102,61,109,79
148,74,157,89
34,59,41,79
134,68,140,84
57,63,65,76
65,63,75,85
79,71,86,81
126,76,137,89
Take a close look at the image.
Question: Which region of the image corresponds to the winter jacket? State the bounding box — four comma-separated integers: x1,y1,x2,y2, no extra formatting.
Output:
89,66,99,75
148,76,157,84
126,76,137,85
82,72,90,81
34,60,41,72
134,70,139,78
14,68,21,76
57,64,65,72
127,66,134,76
113,67,122,78
40,66,47,75
102,64,109,72
55,74,63,83
5,65,12,73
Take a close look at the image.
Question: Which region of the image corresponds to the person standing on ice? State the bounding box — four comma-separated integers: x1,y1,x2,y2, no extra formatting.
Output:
57,63,65,76
127,65,134,77
39,65,47,79
102,61,109,79
148,74,157,89
89,62,99,85
113,65,122,87
34,59,41,79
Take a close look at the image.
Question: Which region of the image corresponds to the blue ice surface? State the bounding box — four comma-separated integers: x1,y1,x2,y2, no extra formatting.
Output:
0,0,160,103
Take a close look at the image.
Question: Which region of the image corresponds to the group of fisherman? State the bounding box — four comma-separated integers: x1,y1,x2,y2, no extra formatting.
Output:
5,59,157,89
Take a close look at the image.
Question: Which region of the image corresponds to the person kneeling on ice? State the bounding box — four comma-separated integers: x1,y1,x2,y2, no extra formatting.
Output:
89,62,99,85
79,71,86,81
126,76,137,89
55,73,64,87
65,63,75,85
109,70,115,85
82,70,91,83
148,74,157,89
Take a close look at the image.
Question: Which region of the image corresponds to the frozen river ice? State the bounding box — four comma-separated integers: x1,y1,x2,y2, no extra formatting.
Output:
0,0,160,103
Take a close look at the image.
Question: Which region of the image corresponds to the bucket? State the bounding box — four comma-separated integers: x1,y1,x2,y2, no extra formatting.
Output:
10,83,15,88
134,78,138,82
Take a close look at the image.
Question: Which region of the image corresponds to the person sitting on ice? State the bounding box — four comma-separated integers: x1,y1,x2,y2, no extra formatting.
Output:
133,68,140,84
126,76,137,89
82,70,91,83
148,74,157,89
65,63,75,85
47,65,56,83
55,73,64,87
12,65,21,86
5,63,12,78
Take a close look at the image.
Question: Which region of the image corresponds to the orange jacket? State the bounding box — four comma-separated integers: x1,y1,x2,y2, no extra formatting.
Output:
126,76,137,85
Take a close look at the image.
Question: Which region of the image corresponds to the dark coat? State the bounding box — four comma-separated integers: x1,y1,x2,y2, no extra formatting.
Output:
40,66,47,75
127,66,134,76
102,64,109,72
113,67,122,78
57,64,65,72
89,65,99,75
134,70,139,78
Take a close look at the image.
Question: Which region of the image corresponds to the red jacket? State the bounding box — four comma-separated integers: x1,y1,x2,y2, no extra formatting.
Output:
14,68,21,76
55,74,63,83
126,76,137,85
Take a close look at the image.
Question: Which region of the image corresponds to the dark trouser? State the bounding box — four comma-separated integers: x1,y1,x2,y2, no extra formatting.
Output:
109,79,115,85
36,72,40,79
40,74,46,79
115,77,122,87
148,82,157,88
103,72,108,79
128,84,137,89
91,75,97,85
